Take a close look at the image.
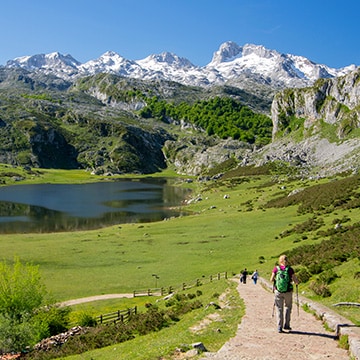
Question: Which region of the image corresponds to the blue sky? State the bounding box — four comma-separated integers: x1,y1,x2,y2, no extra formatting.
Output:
0,0,359,68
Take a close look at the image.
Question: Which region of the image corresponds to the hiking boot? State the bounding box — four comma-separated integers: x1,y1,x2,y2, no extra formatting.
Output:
278,327,283,333
284,326,292,330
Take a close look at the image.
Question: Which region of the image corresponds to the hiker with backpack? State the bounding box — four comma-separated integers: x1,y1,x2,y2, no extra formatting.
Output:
251,269,259,284
240,268,248,284
270,254,299,333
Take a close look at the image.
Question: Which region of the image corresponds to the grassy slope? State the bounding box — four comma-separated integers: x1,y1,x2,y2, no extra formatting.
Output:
1,166,359,358
0,173,308,300
65,280,244,360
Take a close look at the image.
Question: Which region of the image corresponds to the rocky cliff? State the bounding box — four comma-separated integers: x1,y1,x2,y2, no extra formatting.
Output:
271,67,360,139
255,67,360,177
1,63,360,178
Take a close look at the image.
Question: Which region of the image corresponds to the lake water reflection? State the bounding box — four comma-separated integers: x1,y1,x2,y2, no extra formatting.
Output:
0,178,191,233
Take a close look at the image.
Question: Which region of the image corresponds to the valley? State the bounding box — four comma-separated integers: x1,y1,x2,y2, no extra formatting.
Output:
0,39,359,358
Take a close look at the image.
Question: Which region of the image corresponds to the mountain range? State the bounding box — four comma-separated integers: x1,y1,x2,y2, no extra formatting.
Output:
4,41,356,90
0,41,359,178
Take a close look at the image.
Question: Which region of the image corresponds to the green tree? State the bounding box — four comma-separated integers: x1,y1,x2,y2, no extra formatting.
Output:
0,258,56,353
0,258,46,320
138,95,272,144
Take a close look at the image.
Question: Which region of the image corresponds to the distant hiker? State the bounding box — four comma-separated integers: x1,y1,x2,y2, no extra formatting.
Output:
251,269,259,284
270,254,299,333
240,268,248,284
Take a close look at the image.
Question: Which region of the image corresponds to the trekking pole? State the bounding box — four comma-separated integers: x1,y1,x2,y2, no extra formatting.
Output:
271,280,275,317
296,284,299,316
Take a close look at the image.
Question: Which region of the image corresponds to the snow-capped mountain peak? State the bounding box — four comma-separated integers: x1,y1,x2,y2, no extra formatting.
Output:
79,51,144,77
6,52,80,71
137,52,195,69
206,42,355,87
209,41,243,64
3,41,356,90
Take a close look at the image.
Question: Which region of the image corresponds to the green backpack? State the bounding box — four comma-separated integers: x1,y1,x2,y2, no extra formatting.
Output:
275,266,292,292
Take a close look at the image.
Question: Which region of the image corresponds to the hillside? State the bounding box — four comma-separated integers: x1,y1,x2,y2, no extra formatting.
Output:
0,45,360,178
1,164,360,359
255,67,360,177
0,68,274,175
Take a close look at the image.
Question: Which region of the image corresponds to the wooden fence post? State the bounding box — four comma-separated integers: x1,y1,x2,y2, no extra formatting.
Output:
210,275,213,282
225,271,227,279
218,273,220,280
182,282,186,290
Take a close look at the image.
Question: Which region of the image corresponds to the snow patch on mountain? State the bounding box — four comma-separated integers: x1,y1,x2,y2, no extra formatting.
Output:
5,41,357,90
79,51,145,78
6,52,80,75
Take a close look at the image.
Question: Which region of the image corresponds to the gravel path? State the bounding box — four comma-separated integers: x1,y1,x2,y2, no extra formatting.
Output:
59,279,359,359
59,293,134,307
201,278,351,360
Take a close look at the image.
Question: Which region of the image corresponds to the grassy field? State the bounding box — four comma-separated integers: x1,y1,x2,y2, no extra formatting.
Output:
1,165,360,358
0,171,310,301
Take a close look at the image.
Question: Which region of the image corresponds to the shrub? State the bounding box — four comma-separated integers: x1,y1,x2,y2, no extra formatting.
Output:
309,280,332,297
265,175,360,215
318,269,339,285
128,305,168,335
0,258,50,353
175,300,203,316
308,263,324,275
296,267,311,283
76,312,97,327
33,306,71,338
29,323,134,359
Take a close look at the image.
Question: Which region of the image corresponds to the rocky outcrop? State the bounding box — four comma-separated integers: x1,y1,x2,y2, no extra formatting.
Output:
33,326,88,352
257,67,360,177
271,67,360,139
164,137,253,176
254,135,360,177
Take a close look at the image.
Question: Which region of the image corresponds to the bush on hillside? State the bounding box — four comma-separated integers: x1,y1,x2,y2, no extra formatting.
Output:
295,267,311,283
265,175,360,215
309,280,332,297
282,221,360,300
24,294,204,359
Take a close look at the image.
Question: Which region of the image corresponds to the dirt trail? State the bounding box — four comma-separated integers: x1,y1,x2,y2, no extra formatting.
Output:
59,280,359,359
59,293,134,307
201,278,350,360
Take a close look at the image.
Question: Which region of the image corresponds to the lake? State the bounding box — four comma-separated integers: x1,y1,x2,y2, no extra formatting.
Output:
0,178,191,233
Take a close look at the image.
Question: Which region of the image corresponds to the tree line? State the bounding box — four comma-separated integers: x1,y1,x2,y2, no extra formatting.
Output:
139,96,272,145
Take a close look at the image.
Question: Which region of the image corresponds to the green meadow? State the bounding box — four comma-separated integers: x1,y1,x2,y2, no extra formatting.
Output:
1,165,360,358
0,169,308,301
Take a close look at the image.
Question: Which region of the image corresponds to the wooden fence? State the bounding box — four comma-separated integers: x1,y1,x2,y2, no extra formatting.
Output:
95,271,230,326
133,271,229,297
96,306,137,325
133,286,174,297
